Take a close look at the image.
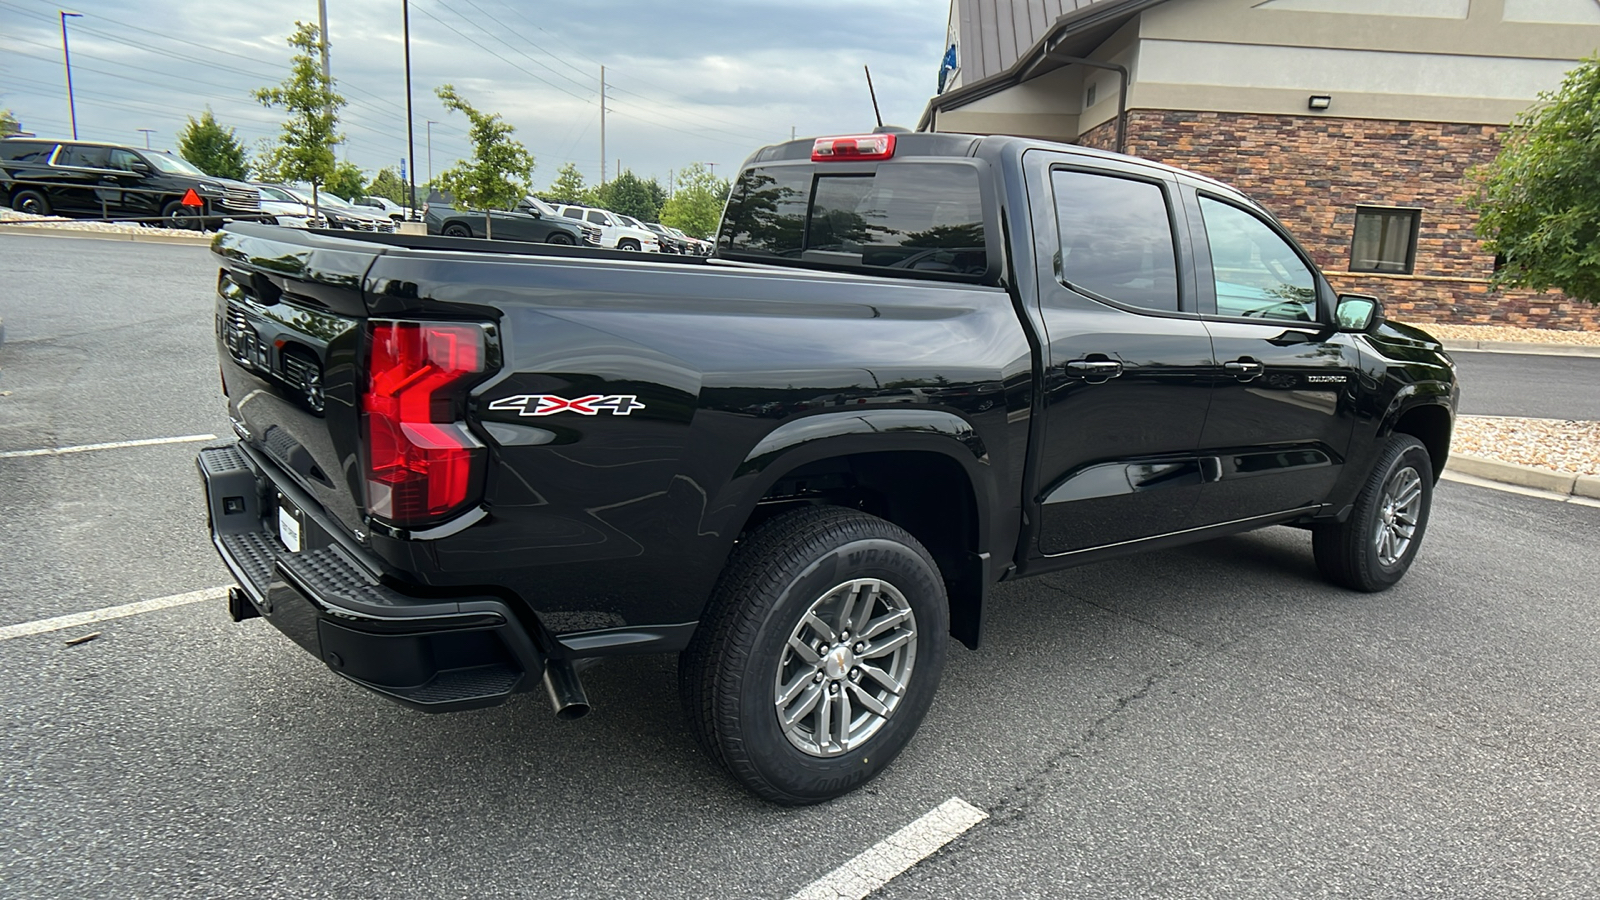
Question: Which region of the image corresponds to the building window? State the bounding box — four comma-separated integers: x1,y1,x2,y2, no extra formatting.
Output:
1350,207,1420,275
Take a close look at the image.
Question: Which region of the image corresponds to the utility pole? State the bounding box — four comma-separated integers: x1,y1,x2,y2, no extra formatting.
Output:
791,126,796,140
402,0,417,215
599,65,606,187
60,11,82,140
137,128,154,149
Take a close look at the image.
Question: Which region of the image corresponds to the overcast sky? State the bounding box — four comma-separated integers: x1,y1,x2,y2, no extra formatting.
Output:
0,0,952,191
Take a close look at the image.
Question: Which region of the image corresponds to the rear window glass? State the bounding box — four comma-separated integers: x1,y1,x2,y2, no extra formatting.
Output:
0,141,54,163
720,162,987,277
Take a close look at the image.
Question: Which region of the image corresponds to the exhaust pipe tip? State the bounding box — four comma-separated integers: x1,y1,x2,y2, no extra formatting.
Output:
542,659,591,720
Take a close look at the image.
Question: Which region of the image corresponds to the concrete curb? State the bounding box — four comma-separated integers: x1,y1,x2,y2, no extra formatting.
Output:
1445,453,1595,498
0,224,213,246
1439,338,1600,359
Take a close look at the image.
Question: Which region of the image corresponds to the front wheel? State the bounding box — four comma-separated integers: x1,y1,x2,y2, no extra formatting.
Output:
1313,433,1434,592
161,199,203,230
442,223,472,237
546,231,575,245
617,238,640,251
679,506,948,805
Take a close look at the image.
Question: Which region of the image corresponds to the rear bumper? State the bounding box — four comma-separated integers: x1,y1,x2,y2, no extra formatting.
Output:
197,441,545,712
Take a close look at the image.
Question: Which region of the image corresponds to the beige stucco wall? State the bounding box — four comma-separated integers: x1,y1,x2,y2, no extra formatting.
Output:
1132,0,1600,124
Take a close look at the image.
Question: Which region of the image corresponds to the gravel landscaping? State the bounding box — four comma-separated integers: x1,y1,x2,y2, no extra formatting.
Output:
1454,415,1600,476
0,206,206,237
1404,322,1600,345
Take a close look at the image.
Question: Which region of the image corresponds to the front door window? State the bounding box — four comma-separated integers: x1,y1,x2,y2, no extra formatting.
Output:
1199,197,1316,322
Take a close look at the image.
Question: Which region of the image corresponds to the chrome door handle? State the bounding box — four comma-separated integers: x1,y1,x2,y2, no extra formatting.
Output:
1223,358,1265,382
1065,358,1124,382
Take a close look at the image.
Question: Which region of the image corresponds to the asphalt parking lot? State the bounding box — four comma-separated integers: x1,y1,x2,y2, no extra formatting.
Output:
3,232,1600,899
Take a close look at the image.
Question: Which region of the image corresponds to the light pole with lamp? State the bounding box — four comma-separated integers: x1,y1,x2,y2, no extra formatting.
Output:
60,11,82,139
137,128,154,149
425,119,438,186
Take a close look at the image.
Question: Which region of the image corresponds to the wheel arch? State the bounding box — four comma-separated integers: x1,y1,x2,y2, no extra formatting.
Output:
715,410,997,650
1385,398,1453,483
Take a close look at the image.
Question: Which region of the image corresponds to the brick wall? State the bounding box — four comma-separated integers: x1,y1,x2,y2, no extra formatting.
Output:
1079,111,1600,330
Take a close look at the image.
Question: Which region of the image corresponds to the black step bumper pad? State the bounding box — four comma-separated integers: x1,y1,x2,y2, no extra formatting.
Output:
197,442,542,712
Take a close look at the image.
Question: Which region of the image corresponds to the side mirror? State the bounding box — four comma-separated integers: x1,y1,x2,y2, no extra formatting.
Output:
1336,294,1383,332
130,162,150,174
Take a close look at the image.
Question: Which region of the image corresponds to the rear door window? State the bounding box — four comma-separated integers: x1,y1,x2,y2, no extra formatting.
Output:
721,162,987,277
59,145,110,169
1051,169,1180,313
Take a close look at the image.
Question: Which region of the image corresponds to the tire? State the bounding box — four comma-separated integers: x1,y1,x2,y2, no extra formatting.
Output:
546,232,575,245
618,239,640,251
679,506,948,805
11,189,50,216
1313,434,1434,592
442,223,472,237
161,199,203,230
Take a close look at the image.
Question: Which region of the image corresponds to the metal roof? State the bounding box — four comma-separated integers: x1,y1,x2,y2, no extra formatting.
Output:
921,0,1172,129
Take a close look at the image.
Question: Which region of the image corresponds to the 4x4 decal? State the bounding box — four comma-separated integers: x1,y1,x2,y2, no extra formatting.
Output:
487,394,646,417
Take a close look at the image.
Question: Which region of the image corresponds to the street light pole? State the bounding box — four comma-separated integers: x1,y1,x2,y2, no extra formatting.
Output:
402,0,417,216
137,128,154,149
425,119,437,186
60,11,82,140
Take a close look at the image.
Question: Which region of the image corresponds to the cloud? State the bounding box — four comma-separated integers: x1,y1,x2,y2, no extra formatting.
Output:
0,0,950,191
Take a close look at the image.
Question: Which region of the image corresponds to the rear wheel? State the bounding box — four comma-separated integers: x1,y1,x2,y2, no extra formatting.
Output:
546,232,575,245
618,238,640,251
12,189,51,216
679,506,948,805
1313,433,1434,592
442,223,472,237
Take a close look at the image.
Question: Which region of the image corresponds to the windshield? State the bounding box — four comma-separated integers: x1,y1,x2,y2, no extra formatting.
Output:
668,227,690,239
144,152,208,177
523,196,559,216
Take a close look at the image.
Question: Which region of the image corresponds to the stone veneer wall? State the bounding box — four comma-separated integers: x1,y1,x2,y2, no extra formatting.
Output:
1079,111,1600,330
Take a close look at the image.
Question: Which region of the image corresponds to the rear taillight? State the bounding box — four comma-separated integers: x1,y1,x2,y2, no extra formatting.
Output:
812,133,896,161
362,321,488,528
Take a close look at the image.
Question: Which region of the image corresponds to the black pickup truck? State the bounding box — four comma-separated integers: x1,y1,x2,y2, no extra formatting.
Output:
199,131,1457,804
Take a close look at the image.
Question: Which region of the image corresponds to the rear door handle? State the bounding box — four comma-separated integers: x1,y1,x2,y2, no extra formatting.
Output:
1224,358,1265,382
1065,358,1124,382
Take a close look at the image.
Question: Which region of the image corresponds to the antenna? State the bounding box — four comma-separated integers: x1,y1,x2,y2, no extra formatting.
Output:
864,65,883,128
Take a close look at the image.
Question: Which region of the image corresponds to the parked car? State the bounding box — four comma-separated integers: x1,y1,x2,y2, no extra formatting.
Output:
1,137,261,227
556,204,660,251
200,131,1456,805
425,193,597,245
667,225,713,256
633,219,690,254
266,185,395,233
253,184,327,228
351,195,409,221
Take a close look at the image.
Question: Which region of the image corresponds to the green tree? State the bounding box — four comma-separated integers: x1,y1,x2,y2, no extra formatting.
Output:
595,170,665,222
433,83,535,239
367,166,412,206
659,162,730,239
0,109,20,137
1473,53,1600,305
254,22,344,213
326,161,366,200
176,108,249,180
543,162,593,205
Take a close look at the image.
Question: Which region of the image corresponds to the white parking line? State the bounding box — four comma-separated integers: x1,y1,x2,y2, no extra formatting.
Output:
0,586,229,642
0,433,218,459
788,796,988,900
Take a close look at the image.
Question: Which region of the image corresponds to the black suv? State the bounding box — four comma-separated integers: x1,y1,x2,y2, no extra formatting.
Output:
0,138,261,227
